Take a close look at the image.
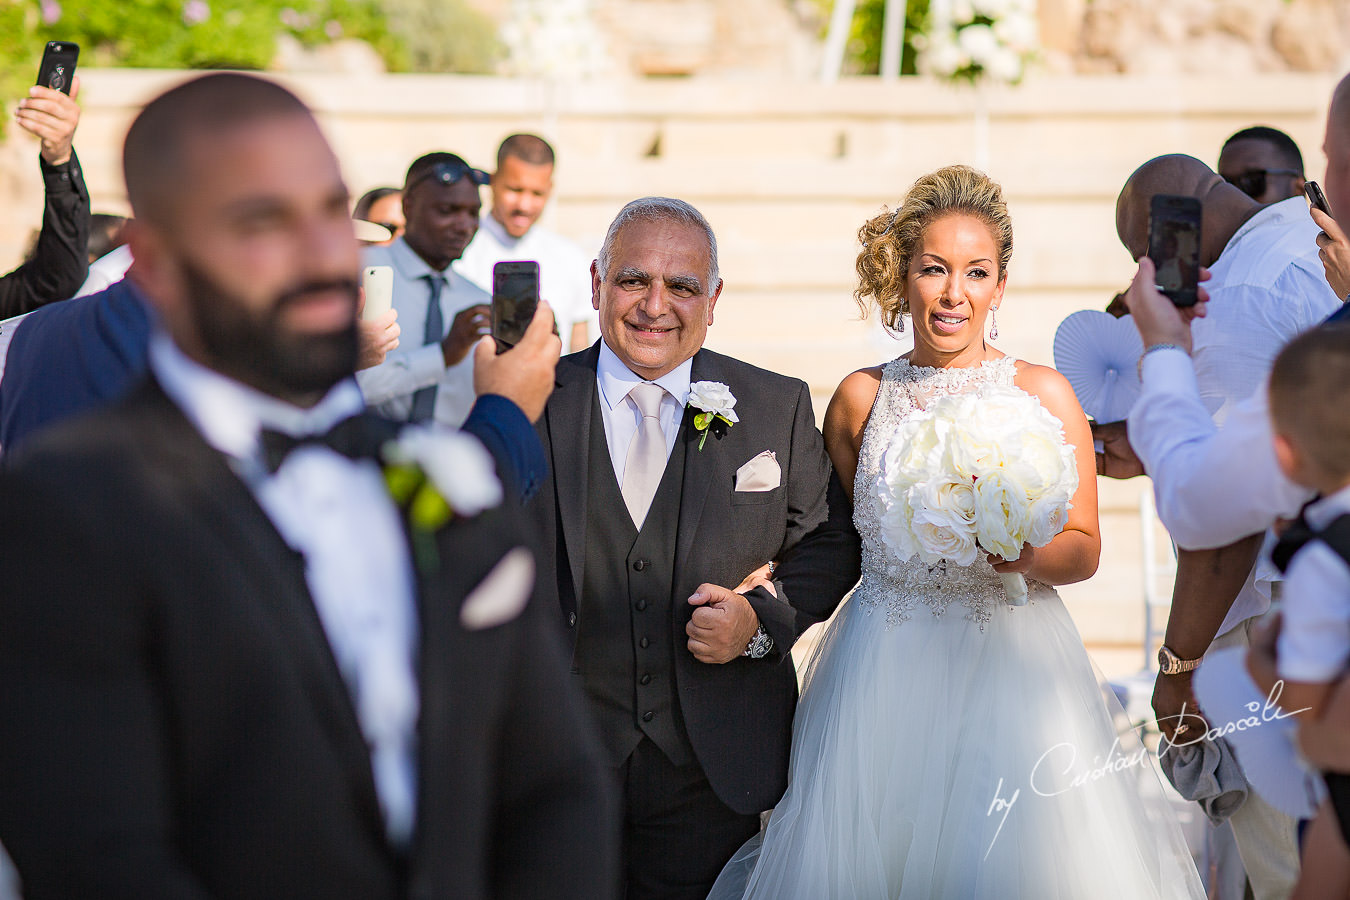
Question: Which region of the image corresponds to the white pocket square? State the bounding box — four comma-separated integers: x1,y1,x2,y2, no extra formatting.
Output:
735,450,781,492
460,547,535,630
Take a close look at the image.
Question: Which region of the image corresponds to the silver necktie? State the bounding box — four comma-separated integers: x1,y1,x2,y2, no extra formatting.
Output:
621,382,668,529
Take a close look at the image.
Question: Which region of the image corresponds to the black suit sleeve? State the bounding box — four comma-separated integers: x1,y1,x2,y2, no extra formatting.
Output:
743,381,860,658
0,152,90,319
0,463,212,899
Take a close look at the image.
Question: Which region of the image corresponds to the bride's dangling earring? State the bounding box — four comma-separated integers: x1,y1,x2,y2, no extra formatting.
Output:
989,307,999,341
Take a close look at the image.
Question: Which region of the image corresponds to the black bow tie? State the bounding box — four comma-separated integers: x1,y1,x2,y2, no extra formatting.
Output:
1272,506,1350,574
1271,510,1316,574
258,415,383,474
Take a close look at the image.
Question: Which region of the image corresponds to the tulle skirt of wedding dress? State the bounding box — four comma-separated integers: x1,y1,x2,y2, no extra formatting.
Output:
708,590,1206,900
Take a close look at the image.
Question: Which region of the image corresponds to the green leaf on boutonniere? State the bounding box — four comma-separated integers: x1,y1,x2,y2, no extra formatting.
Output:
410,483,453,533
694,411,713,431
383,463,423,505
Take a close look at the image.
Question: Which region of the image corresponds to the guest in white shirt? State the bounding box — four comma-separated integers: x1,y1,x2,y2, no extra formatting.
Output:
1113,153,1341,900
357,153,494,427
455,134,596,352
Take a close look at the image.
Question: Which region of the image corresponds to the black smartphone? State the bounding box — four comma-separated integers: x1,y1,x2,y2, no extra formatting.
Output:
492,260,540,353
36,41,79,95
1306,180,1333,218
1147,194,1202,308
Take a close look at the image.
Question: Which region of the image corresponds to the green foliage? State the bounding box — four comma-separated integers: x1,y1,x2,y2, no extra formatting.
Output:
812,0,931,76
380,0,501,75
24,0,396,70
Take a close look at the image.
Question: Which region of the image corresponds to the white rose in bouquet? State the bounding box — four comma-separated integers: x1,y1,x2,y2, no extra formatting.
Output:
912,502,980,566
1027,493,1072,548
973,468,1030,561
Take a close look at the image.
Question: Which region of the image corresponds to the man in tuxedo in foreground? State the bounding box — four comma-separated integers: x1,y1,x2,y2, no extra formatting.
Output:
0,73,616,900
530,197,860,899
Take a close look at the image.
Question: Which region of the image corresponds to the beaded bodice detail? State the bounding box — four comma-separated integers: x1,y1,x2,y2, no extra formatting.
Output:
853,356,1051,628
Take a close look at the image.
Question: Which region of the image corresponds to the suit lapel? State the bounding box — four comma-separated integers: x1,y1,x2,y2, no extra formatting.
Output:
130,380,388,843
548,345,599,600
674,350,724,581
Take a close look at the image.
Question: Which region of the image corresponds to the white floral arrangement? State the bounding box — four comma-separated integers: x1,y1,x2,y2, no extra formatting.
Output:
382,426,503,573
914,0,1039,86
501,0,612,79
872,384,1077,605
687,381,738,450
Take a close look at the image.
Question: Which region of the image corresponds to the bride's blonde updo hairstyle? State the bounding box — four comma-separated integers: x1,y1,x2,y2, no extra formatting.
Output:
855,165,1013,331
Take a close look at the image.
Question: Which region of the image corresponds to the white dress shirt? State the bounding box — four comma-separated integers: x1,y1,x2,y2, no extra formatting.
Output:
356,236,491,427
596,340,692,484
150,333,421,848
1189,197,1341,423
1131,351,1310,550
1128,198,1338,635
455,213,598,347
1277,484,1350,684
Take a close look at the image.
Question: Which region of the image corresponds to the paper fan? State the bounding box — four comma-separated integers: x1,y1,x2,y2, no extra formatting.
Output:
1193,647,1326,820
1052,310,1144,423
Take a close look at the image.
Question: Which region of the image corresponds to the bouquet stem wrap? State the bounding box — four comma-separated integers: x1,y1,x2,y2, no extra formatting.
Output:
999,572,1029,606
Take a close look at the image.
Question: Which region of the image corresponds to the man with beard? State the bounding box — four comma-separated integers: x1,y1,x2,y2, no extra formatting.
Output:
0,73,617,900
356,152,495,428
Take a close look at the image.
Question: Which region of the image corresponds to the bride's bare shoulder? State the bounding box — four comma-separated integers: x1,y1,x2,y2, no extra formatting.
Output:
826,366,886,429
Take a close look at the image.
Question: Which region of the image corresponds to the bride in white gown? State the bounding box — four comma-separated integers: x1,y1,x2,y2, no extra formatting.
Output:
709,166,1205,899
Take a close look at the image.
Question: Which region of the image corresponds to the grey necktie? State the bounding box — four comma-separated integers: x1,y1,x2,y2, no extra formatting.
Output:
409,274,444,423
621,382,668,529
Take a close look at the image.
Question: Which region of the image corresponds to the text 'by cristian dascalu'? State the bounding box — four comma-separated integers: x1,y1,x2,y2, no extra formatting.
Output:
982,681,1308,859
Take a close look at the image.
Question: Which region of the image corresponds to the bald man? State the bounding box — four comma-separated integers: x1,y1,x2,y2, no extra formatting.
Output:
0,73,616,900
1110,153,1340,900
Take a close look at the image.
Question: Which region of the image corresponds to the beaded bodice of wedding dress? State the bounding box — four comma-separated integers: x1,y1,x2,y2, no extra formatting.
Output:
851,355,1053,630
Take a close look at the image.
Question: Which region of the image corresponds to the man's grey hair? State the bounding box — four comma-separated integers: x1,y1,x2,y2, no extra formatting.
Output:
596,197,720,289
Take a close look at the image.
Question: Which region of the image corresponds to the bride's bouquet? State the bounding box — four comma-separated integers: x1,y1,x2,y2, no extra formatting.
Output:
872,385,1079,605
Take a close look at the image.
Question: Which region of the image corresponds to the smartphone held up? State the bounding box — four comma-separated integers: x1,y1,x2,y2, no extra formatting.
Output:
36,41,78,95
1146,194,1202,308
492,261,540,354
1306,180,1334,218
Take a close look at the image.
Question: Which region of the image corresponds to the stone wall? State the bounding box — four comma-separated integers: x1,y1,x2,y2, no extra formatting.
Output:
0,68,1336,673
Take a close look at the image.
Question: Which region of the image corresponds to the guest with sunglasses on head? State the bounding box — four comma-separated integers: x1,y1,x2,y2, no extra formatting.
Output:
1219,126,1306,205
358,154,528,431
353,186,404,245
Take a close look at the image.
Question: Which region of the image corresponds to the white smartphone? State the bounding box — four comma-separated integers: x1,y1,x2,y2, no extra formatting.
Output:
361,265,393,321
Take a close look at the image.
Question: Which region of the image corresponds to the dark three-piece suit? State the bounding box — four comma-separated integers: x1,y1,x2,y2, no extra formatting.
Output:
531,343,861,897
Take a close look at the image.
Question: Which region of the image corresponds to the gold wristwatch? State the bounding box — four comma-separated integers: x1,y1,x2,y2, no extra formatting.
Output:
1157,644,1203,675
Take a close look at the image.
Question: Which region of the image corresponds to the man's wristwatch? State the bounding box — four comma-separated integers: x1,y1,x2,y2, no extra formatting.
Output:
1157,644,1203,675
743,625,774,659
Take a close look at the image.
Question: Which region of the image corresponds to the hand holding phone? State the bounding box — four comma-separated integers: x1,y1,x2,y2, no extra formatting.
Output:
492,261,541,354
360,266,393,322
1147,194,1202,308
1306,181,1334,218
35,42,78,95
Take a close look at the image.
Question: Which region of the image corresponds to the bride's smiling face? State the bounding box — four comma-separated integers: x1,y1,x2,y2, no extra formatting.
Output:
906,212,1006,357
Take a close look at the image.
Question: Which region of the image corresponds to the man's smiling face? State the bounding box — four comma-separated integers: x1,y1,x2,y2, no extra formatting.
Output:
592,218,721,380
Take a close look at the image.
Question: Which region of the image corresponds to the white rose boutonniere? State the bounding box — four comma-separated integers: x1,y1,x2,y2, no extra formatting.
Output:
382,425,504,572
687,381,738,450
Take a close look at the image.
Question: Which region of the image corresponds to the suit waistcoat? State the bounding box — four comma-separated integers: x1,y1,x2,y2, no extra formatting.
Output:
575,395,694,768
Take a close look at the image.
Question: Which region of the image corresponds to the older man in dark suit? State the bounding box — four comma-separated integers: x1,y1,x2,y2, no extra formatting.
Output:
530,197,860,899
0,72,615,900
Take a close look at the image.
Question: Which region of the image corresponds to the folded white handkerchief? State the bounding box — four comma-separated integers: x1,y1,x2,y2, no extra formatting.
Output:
735,451,781,492
460,547,535,630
